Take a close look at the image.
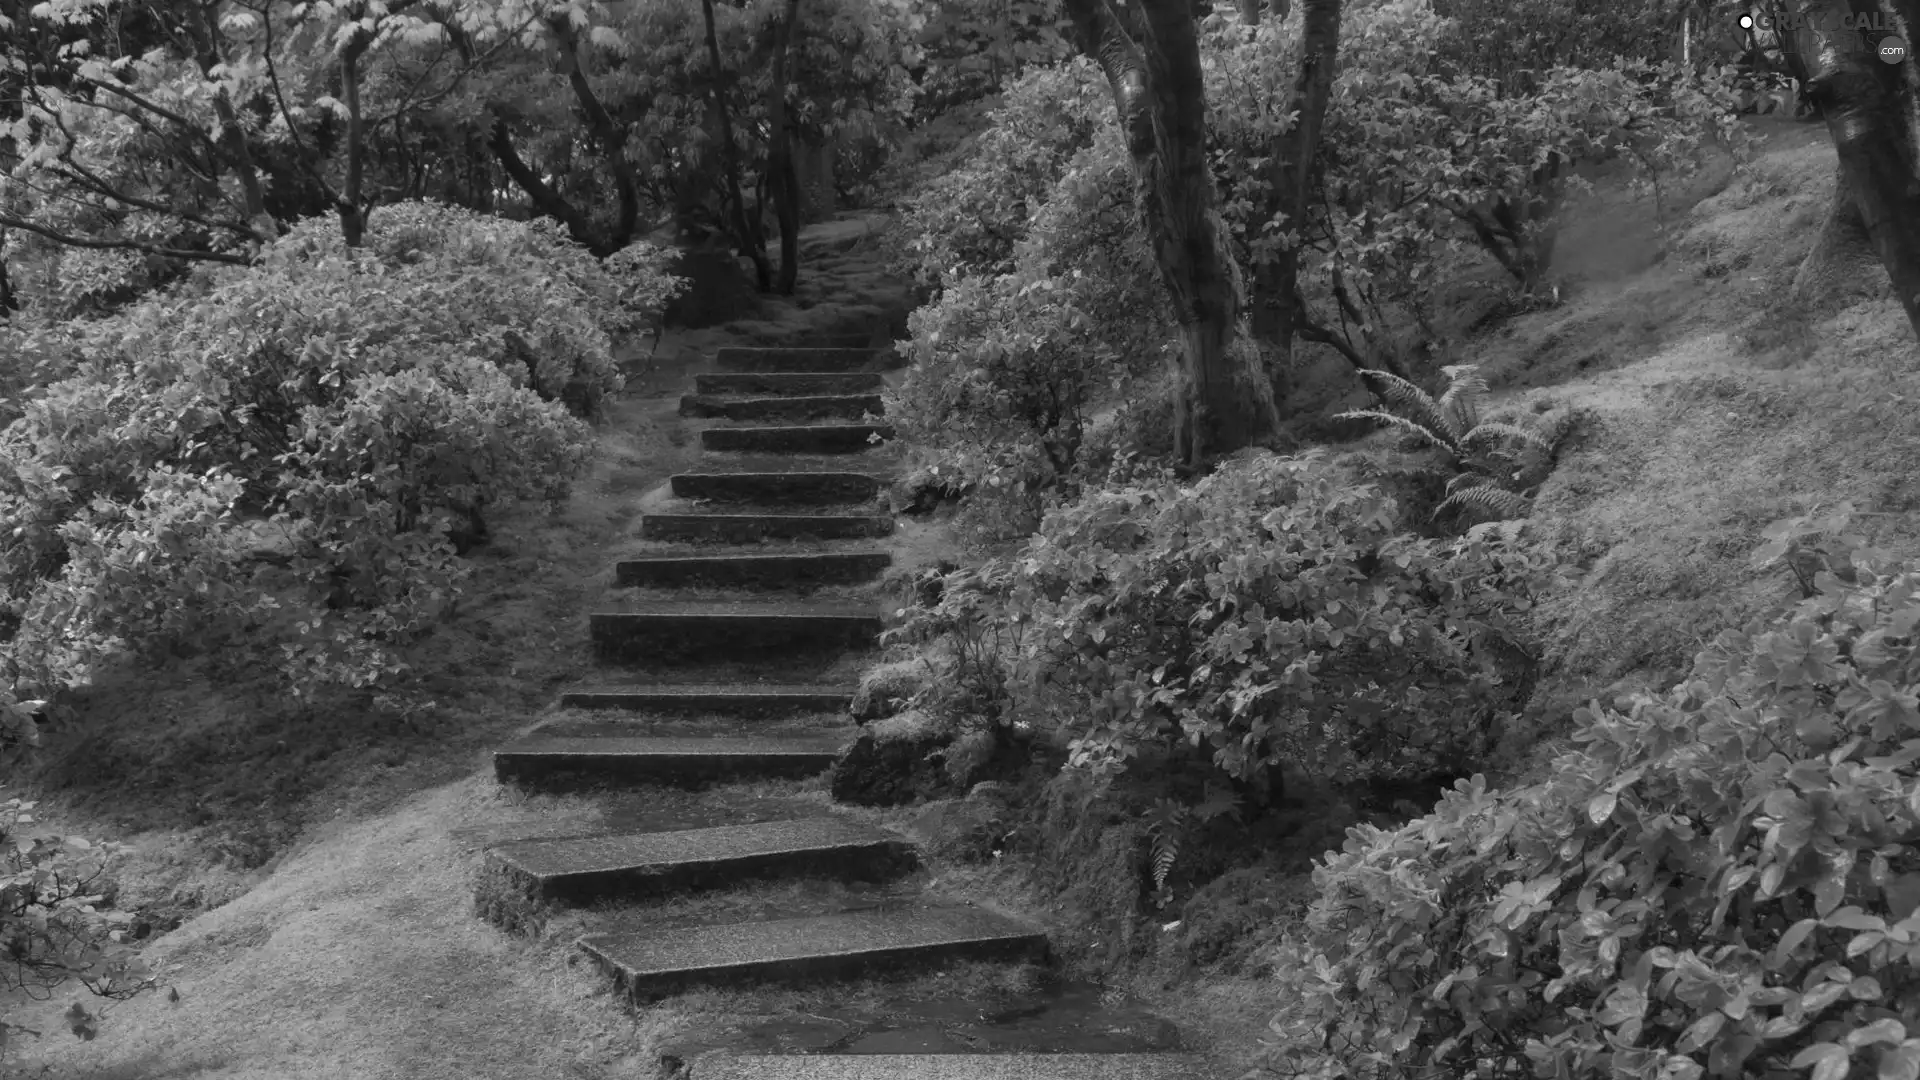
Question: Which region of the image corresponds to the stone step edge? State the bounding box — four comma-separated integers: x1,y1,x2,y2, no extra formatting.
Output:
692,1054,1216,1080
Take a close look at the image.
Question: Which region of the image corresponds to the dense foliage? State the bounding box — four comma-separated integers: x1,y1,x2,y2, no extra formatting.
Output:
891,451,1549,797
0,202,679,701
1268,507,1920,1080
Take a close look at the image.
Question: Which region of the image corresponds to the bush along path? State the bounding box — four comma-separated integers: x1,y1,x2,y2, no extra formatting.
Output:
480,328,1207,1080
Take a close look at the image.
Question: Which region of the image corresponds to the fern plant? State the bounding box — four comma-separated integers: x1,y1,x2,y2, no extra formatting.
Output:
1336,364,1563,522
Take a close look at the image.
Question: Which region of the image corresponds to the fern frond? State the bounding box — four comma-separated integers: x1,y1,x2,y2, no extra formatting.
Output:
1142,799,1188,892
1460,421,1553,453
1354,369,1462,448
1445,471,1501,495
1435,364,1489,433
1436,485,1532,521
1332,409,1457,453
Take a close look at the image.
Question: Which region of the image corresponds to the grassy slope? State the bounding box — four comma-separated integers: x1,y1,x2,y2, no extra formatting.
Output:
12,117,1920,1077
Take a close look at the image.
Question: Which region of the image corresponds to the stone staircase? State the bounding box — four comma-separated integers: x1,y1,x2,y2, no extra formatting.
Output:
483,332,1208,1079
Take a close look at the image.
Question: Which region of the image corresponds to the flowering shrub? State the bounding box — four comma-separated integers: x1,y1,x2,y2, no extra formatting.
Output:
896,58,1110,289
888,452,1548,798
1267,507,1920,1080
0,204,642,698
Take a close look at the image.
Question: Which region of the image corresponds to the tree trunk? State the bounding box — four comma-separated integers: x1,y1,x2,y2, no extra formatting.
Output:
700,0,773,291
1248,0,1340,396
1060,0,1280,470
185,2,276,246
548,15,642,252
1781,0,1920,339
1238,0,1259,25
767,0,804,295
0,230,16,317
340,34,369,247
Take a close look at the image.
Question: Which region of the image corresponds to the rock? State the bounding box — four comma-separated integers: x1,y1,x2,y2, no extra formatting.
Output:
830,725,954,807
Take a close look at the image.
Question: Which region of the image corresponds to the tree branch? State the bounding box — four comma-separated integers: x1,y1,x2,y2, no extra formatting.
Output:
0,215,252,265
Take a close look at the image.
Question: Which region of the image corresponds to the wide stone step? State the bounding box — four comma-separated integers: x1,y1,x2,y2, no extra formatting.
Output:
641,513,895,543
494,733,848,788
696,373,884,396
716,347,893,373
559,683,856,714
680,393,885,422
580,906,1047,1001
615,551,891,589
671,470,887,505
695,1054,1213,1080
591,602,882,663
701,424,894,454
487,818,916,904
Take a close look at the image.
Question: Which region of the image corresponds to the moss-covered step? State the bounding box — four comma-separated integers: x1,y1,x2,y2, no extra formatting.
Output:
700,424,894,454
640,513,895,543
493,733,849,788
715,347,894,373
694,1055,1214,1080
589,601,882,663
695,373,885,396
670,470,888,504
486,818,917,905
680,394,885,422
558,683,857,714
615,550,892,589
580,906,1048,1001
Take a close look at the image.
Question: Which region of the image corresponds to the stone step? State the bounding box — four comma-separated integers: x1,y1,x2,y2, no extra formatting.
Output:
615,551,891,589
641,513,895,543
696,373,884,396
487,818,917,905
701,424,895,455
716,347,894,373
695,1054,1213,1080
494,733,848,788
671,470,887,505
590,602,882,663
680,393,885,422
580,906,1048,1001
559,683,857,714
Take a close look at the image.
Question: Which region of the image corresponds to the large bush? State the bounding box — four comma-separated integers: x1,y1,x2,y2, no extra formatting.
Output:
1268,507,1920,1080
0,203,677,699
890,452,1548,799
896,58,1110,288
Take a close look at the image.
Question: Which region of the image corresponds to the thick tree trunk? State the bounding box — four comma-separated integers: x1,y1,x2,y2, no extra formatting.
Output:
1781,0,1920,339
1060,0,1280,469
767,0,804,295
1248,0,1340,393
700,0,773,291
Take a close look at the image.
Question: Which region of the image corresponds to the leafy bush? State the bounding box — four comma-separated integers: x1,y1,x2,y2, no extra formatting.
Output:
0,204,637,699
1267,507,1920,1080
890,451,1547,803
1001,451,1547,796
896,58,1110,288
887,261,1164,547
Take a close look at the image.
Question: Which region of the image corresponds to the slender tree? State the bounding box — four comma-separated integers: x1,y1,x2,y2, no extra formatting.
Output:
701,0,774,289
767,0,805,294
1058,0,1286,468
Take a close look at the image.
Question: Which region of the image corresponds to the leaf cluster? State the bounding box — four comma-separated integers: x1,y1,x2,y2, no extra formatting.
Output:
1267,508,1920,1080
